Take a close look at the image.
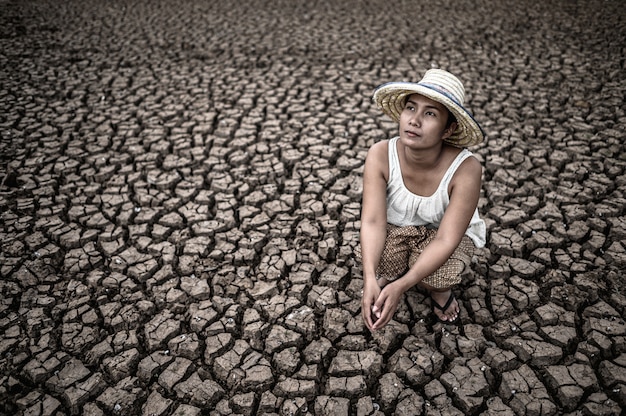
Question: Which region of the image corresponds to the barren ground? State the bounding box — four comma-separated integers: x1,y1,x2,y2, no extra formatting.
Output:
1,0,625,415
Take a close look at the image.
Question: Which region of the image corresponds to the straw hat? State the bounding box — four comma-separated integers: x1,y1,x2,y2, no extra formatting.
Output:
373,69,485,147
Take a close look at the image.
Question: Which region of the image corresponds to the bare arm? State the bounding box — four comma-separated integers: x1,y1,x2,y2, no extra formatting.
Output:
359,140,389,330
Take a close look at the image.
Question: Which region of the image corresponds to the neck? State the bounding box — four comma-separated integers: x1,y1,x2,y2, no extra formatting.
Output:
402,141,448,169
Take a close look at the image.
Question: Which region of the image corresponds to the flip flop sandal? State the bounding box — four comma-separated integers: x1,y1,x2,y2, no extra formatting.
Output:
431,292,460,324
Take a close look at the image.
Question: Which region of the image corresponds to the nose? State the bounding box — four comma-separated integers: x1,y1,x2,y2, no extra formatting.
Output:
409,112,421,126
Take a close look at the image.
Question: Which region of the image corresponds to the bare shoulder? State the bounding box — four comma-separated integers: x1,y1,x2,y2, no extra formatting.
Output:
452,153,482,186
365,140,390,168
366,139,389,159
364,140,390,181
460,153,482,173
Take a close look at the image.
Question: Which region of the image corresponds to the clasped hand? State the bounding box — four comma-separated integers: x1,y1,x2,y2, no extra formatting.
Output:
362,279,404,331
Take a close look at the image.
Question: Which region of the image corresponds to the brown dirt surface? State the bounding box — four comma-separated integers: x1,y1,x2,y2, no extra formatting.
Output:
1,0,625,415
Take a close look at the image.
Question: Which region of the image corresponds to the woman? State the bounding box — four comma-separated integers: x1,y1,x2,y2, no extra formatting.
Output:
360,68,486,331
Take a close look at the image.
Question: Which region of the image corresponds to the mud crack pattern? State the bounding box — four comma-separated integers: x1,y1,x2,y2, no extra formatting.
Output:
1,0,625,415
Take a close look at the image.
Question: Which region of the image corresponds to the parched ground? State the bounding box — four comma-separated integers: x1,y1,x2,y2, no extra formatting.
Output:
1,0,625,415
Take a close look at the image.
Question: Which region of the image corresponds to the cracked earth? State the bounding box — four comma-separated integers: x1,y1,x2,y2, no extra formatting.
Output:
1,0,625,415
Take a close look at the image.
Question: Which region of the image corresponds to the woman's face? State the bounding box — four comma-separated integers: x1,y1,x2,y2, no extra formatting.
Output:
398,93,455,148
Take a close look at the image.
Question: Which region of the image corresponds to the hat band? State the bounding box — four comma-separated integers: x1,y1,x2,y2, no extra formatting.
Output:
418,82,463,107
418,82,485,137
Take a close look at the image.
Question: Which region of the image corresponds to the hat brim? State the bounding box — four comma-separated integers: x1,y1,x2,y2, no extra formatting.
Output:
373,82,485,147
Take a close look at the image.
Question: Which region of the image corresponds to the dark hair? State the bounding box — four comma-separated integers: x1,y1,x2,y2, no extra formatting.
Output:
445,111,457,129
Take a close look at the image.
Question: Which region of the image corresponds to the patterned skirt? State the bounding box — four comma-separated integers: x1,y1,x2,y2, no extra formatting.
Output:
367,224,475,289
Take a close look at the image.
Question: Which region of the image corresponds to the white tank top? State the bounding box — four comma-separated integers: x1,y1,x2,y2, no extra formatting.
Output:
386,137,486,248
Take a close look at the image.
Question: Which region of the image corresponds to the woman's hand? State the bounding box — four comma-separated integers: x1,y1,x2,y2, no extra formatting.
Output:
361,278,382,331
370,281,405,331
